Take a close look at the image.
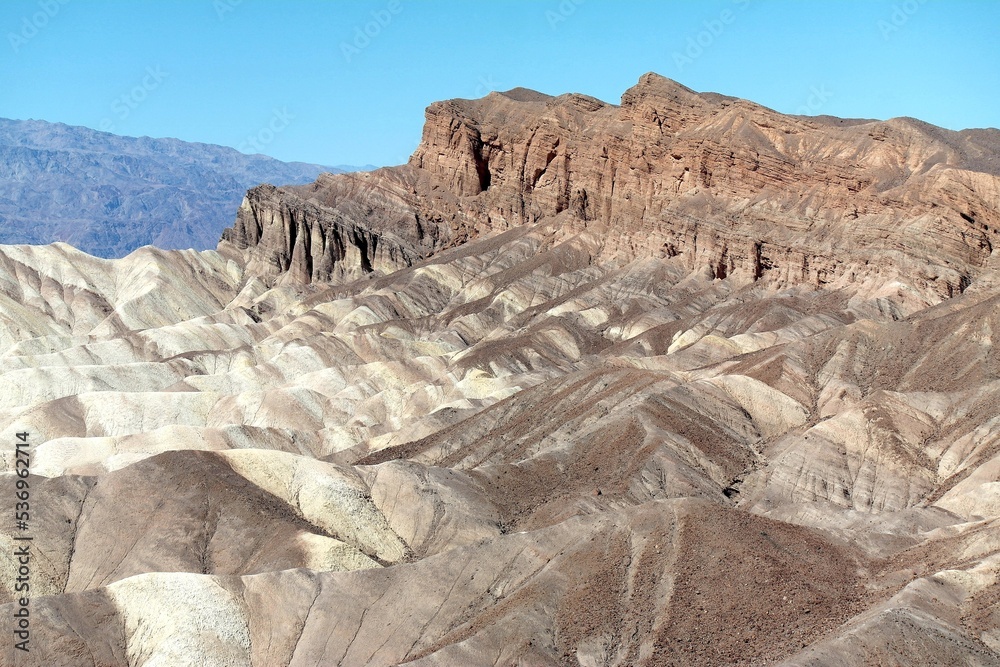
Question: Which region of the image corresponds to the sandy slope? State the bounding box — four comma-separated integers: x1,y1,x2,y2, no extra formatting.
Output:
3,74,1000,666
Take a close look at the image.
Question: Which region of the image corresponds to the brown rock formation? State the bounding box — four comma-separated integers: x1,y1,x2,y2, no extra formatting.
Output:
223,72,1000,304
220,182,422,285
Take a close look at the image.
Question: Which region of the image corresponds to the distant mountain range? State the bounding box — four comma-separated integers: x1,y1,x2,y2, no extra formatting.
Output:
0,118,349,258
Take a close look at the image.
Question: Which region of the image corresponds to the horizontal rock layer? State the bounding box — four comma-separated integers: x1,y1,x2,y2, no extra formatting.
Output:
223,73,1000,305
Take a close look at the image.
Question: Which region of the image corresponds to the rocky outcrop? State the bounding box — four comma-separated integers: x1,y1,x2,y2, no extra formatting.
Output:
410,73,1000,297
221,183,420,285
222,73,1000,302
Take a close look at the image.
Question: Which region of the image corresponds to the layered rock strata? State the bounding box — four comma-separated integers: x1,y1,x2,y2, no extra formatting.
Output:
223,73,1000,307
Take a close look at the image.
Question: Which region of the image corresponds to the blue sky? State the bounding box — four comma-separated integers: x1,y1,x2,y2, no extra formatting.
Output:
1,0,997,167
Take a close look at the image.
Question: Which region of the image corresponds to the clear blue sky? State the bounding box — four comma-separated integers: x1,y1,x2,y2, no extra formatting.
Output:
1,0,997,167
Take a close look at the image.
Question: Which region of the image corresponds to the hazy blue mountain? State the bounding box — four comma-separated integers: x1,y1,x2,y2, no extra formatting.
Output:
333,164,380,172
0,118,340,258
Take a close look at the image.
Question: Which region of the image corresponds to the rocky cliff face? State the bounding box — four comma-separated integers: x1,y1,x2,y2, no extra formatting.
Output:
223,73,1000,303
221,183,420,285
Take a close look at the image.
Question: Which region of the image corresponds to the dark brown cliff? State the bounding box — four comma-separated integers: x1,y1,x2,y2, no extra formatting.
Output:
220,72,1000,301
